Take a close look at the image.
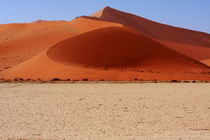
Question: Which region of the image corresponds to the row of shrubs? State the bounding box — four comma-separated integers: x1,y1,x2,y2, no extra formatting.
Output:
0,78,203,83
0,78,92,82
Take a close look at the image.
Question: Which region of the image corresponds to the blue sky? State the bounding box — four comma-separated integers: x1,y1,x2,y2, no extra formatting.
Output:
0,0,210,33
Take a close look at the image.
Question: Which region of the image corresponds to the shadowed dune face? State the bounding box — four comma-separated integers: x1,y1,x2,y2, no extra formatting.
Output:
47,27,149,68
91,7,210,63
47,27,207,71
157,40,210,61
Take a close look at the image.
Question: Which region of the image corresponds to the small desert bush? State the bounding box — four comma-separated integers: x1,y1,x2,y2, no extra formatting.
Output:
170,80,179,82
50,78,60,81
82,78,89,81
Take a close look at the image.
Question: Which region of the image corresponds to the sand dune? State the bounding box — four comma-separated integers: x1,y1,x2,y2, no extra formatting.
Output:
1,27,209,81
0,17,121,71
47,27,207,71
0,6,210,81
91,6,210,63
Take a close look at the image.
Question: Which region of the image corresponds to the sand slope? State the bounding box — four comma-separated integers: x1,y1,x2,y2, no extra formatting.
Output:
1,27,209,81
91,7,210,65
0,17,121,71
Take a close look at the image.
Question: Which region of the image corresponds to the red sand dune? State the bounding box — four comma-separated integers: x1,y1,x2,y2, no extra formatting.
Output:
0,7,210,81
1,27,209,81
91,6,210,66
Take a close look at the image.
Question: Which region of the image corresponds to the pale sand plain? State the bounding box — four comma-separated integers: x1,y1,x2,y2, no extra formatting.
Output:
0,83,210,140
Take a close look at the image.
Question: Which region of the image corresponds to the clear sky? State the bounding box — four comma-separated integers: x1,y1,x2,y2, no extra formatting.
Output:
0,0,210,33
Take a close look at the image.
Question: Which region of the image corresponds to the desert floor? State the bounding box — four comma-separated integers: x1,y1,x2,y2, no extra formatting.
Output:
0,83,210,140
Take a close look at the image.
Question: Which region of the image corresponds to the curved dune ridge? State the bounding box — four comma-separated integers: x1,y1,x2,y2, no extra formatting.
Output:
201,59,210,66
47,26,208,71
0,6,210,81
91,7,210,65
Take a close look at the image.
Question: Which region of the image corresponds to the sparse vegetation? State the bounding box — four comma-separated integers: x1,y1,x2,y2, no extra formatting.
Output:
14,78,24,81
171,80,179,82
65,78,71,81
4,66,11,69
50,78,60,81
82,78,89,81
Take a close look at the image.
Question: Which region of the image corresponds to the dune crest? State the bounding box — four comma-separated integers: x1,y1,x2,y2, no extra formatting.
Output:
91,6,112,17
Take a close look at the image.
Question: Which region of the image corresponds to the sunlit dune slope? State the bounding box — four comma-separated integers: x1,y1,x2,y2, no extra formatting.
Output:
0,17,121,71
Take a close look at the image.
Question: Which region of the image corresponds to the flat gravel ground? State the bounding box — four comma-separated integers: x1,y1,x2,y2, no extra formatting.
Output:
0,83,210,140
